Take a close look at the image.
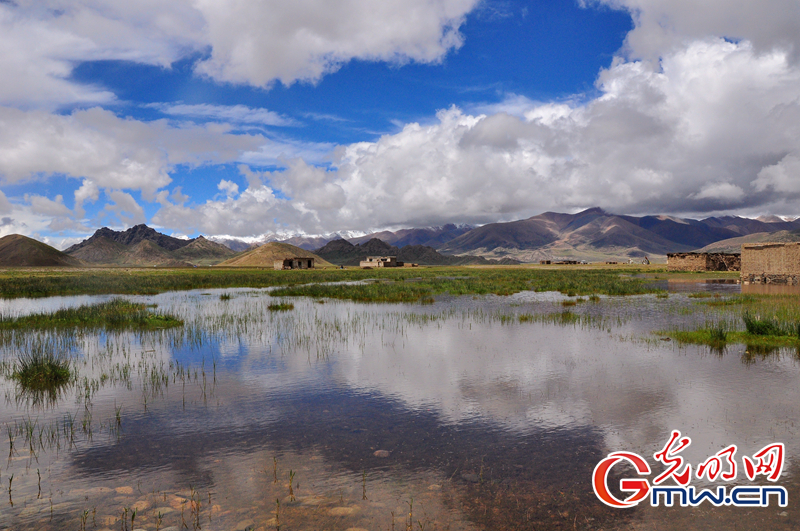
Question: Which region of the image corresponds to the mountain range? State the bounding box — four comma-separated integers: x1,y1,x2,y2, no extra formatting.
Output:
2,208,798,268
295,208,799,262
314,238,519,266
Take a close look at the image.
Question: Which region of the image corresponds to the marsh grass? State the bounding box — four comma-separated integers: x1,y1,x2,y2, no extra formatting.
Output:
269,269,658,303
0,299,182,330
0,266,659,300
10,347,72,407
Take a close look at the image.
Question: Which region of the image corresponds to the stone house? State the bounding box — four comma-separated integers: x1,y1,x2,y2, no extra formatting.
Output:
667,252,741,272
360,256,403,268
274,257,315,270
741,243,800,284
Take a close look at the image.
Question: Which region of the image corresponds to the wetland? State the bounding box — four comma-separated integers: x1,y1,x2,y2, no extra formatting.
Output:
0,267,799,530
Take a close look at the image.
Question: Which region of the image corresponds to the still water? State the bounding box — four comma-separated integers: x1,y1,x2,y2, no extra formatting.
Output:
0,284,798,530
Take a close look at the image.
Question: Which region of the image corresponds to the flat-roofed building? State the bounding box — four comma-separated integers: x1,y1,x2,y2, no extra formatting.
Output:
741,243,800,284
360,256,403,268
274,257,315,270
667,252,740,272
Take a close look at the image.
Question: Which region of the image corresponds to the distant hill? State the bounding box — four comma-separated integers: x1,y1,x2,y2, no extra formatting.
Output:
67,224,193,253
0,234,84,267
315,238,519,266
697,229,800,253
66,225,235,267
436,208,800,262
172,236,237,266
349,224,474,248
216,242,333,267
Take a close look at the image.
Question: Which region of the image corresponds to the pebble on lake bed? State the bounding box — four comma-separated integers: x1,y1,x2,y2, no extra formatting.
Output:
373,449,390,457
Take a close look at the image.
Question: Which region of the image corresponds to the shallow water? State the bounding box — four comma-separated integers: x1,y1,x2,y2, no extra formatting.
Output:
0,285,798,530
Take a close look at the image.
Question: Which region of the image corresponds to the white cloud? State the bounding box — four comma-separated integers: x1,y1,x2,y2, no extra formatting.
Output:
217,179,239,197
152,103,298,127
26,194,73,217
0,0,480,109
0,106,263,199
192,0,480,86
753,155,800,194
587,0,800,61
0,190,12,215
691,183,746,203
74,179,100,218
104,190,146,226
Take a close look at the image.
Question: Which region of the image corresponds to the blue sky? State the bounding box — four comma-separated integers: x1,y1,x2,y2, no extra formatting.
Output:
0,0,799,247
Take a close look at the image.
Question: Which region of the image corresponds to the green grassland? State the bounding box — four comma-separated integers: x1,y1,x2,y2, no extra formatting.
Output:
0,265,667,301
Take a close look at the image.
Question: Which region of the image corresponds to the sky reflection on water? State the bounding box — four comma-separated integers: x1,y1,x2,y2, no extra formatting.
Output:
0,285,798,530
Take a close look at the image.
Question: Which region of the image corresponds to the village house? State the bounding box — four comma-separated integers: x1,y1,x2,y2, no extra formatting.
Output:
360,256,403,268
273,257,315,270
741,243,800,284
666,252,741,272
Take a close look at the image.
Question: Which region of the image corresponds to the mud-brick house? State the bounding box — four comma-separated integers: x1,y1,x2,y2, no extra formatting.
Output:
273,257,315,270
360,256,403,268
741,243,800,284
667,252,741,272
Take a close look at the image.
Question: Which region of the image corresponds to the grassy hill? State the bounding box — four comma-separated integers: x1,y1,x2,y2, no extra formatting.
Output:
0,234,84,267
216,242,333,267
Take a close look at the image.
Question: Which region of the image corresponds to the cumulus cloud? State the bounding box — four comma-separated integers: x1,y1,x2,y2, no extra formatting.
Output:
1,0,479,108
587,0,800,61
26,194,73,217
193,0,479,86
0,190,12,215
217,179,240,198
104,190,146,226
0,106,262,198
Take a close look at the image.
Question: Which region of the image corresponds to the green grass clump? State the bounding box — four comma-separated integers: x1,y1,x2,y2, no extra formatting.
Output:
0,299,183,330
219,293,232,301
663,310,800,348
9,349,73,406
268,302,294,311
742,312,796,336
13,350,71,389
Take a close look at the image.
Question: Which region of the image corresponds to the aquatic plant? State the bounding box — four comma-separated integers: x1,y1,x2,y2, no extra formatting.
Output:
10,347,72,407
268,302,294,311
742,312,793,337
0,299,182,330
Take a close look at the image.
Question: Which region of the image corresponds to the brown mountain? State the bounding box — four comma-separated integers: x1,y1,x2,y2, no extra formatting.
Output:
172,236,236,266
66,224,194,254
315,238,518,266
699,215,800,235
216,242,332,267
66,225,235,266
436,208,779,262
119,240,193,267
349,224,474,248
65,236,127,264
0,234,84,267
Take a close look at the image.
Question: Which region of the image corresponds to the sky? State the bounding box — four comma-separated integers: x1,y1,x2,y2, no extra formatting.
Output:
1,0,799,248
